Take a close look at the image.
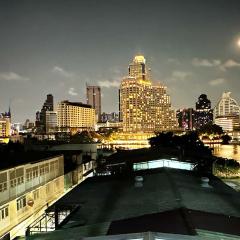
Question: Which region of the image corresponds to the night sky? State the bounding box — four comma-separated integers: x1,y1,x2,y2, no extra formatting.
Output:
1,0,240,123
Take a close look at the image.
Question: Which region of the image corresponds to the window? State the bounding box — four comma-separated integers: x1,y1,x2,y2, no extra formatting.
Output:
39,165,45,175
26,167,39,181
0,172,7,192
33,189,39,200
17,196,27,211
44,163,49,173
10,168,24,187
50,162,55,172
0,206,9,221
32,167,38,178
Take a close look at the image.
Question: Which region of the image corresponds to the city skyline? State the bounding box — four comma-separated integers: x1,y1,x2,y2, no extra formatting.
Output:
1,0,240,122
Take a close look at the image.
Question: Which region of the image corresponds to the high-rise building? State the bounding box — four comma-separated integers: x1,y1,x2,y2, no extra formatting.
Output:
101,112,119,122
86,86,101,122
46,111,57,133
214,92,240,117
176,108,195,131
194,94,213,129
0,118,11,138
120,55,178,133
57,101,95,134
0,109,11,138
214,92,240,131
23,119,35,130
36,94,54,133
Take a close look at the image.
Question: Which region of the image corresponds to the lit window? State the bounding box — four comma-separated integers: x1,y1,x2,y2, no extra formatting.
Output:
0,172,7,192
17,196,27,211
0,206,9,221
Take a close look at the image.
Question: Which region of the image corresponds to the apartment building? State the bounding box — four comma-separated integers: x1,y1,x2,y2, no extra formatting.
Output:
57,101,95,134
0,154,64,239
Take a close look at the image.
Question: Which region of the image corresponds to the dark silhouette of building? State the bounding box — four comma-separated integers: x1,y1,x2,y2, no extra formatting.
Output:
195,94,213,129
36,94,54,133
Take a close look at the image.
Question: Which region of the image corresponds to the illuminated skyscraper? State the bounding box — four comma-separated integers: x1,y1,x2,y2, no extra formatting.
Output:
120,55,177,133
0,116,11,138
86,86,101,122
214,92,240,117
0,109,11,139
195,94,213,129
214,92,240,131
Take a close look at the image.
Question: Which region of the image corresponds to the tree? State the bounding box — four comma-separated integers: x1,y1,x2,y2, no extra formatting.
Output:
221,134,232,144
198,123,224,136
149,132,174,147
70,131,94,143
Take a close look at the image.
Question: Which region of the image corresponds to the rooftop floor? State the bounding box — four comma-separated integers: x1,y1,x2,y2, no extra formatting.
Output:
28,168,240,239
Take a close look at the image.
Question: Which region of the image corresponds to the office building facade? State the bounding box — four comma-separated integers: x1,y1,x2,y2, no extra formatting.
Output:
86,86,101,122
46,111,57,133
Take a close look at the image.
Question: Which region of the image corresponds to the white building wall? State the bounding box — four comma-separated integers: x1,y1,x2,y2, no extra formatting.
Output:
0,155,65,239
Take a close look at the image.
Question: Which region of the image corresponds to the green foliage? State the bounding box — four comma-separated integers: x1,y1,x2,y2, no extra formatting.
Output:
214,158,240,177
149,131,204,149
221,134,232,144
70,131,94,143
215,158,240,168
198,123,224,136
149,131,213,175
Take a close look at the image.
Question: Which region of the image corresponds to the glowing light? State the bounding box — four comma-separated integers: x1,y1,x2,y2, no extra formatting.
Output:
134,55,146,64
238,39,240,47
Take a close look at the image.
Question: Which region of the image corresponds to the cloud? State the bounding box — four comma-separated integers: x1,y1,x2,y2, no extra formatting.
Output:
192,58,240,71
68,87,78,96
98,80,120,88
192,58,221,67
52,66,73,78
208,78,225,86
0,72,29,81
167,58,180,64
12,98,24,105
171,71,192,81
220,59,240,71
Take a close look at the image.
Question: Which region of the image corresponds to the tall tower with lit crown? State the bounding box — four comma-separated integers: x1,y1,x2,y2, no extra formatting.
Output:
120,55,177,133
128,55,150,81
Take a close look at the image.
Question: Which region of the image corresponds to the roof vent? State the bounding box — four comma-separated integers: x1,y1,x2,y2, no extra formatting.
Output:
135,176,143,188
201,177,211,188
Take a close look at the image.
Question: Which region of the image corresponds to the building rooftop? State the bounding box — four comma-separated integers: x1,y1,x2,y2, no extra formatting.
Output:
0,150,63,170
61,100,93,109
106,148,180,165
29,168,240,239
